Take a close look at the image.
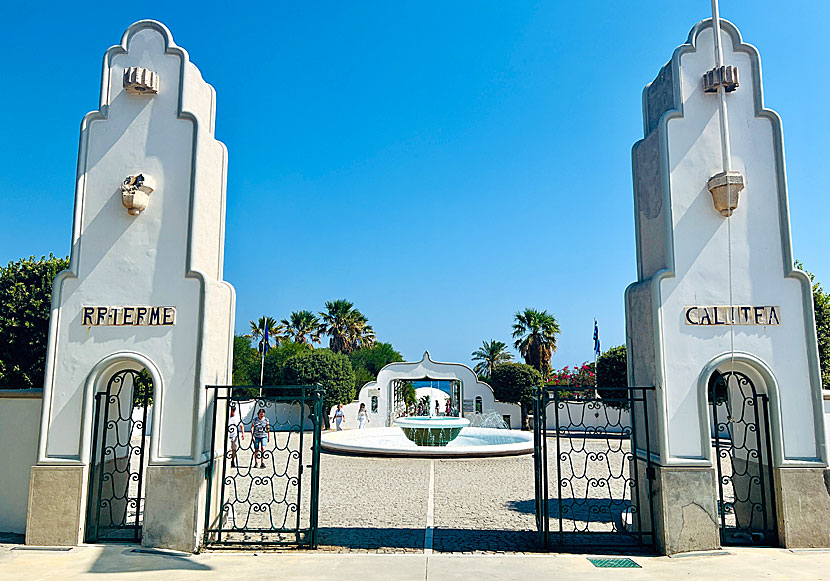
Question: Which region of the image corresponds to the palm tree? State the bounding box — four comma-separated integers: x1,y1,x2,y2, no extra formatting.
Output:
512,308,561,377
248,316,283,353
320,299,375,354
471,340,513,380
281,310,324,346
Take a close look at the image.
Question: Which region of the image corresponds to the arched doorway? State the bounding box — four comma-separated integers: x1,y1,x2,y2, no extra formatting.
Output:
85,368,153,542
708,369,777,545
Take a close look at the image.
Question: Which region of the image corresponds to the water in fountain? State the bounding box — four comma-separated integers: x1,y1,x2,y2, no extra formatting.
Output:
466,411,509,429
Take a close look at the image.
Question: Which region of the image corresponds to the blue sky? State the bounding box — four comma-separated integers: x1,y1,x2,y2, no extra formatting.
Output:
2,2,828,369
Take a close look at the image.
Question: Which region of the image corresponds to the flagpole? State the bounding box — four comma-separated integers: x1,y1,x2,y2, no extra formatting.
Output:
259,348,265,397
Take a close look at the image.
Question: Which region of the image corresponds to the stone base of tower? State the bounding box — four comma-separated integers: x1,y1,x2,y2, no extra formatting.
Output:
650,465,720,555
142,464,207,553
25,465,87,546
774,467,830,548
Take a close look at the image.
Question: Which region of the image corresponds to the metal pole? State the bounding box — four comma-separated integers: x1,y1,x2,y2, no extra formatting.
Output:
259,345,265,397
711,0,733,174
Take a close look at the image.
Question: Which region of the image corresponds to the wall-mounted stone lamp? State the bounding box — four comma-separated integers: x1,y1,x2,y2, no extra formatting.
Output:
707,170,745,217
123,67,159,95
121,174,155,216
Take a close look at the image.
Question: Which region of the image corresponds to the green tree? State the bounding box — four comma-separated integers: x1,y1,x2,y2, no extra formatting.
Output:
348,342,403,396
132,369,155,407
471,340,513,381
512,308,561,378
596,345,628,409
281,349,356,429
320,299,375,354
490,362,543,430
0,254,69,388
349,342,403,375
248,316,283,354
232,335,260,398
262,340,314,385
281,310,324,346
796,260,830,389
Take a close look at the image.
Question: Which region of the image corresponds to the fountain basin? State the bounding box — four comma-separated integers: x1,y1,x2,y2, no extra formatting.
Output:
321,426,533,457
393,416,470,446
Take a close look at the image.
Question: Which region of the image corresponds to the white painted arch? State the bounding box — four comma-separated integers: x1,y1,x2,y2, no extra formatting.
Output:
343,351,520,428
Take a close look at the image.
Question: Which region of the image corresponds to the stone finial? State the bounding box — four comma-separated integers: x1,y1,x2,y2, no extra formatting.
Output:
120,174,155,216
707,171,745,217
703,65,739,93
123,67,159,95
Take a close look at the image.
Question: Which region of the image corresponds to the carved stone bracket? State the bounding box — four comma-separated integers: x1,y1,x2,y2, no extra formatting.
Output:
121,174,155,216
123,67,159,95
703,65,739,93
707,170,745,217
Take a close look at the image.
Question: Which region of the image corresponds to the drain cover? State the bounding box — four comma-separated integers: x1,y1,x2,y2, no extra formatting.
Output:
588,557,641,568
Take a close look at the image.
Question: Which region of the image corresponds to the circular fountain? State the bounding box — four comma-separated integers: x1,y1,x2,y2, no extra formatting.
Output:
321,412,533,458
393,416,470,446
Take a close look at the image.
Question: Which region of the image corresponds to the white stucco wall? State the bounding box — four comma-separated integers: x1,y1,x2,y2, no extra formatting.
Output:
38,21,235,469
0,392,42,533
627,20,825,467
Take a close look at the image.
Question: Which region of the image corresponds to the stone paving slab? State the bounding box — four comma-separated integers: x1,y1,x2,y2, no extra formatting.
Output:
1,544,829,580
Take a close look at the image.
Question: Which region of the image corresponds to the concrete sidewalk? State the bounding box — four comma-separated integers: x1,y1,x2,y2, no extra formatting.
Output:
1,544,829,580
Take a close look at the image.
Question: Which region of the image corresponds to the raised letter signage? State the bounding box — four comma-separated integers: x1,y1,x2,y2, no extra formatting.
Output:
81,306,177,326
684,306,780,326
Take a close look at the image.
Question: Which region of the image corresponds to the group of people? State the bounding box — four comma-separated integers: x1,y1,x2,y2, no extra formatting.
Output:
226,405,269,468
403,398,458,417
331,402,370,431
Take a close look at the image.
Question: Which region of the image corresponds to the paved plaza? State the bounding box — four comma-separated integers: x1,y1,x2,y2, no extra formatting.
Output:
206,432,641,553
2,543,829,580
3,434,829,578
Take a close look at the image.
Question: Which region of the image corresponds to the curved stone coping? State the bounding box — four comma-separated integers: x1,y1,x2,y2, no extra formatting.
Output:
321,427,533,458
392,416,470,429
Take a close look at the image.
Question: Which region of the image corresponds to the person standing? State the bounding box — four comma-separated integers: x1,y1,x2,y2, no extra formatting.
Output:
227,404,245,468
252,408,269,469
357,403,369,429
333,404,345,431
435,400,440,416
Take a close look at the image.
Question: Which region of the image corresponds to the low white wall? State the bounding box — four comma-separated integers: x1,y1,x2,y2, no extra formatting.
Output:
0,390,42,534
233,400,314,431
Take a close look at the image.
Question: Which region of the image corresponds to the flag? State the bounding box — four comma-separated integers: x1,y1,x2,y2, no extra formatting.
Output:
593,319,600,358
262,326,270,354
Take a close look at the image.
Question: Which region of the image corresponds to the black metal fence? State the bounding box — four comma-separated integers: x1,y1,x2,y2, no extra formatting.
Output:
533,386,656,550
203,385,323,549
86,369,151,543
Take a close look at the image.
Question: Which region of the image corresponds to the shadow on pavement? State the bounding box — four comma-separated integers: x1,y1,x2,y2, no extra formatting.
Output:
317,527,424,551
507,498,630,525
433,528,539,553
87,546,211,574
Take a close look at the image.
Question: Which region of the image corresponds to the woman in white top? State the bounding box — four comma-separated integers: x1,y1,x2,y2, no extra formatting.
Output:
333,404,345,431
357,402,369,429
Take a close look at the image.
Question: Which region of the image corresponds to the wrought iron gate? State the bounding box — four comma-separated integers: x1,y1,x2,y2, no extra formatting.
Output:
204,385,323,548
533,386,656,549
86,369,152,542
710,371,777,545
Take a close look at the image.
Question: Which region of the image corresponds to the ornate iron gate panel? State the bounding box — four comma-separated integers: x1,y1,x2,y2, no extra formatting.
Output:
534,386,656,549
710,371,777,545
86,369,152,543
204,385,323,549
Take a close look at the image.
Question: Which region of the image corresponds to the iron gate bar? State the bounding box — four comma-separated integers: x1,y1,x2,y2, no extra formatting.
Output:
203,384,323,549
86,369,151,543
710,371,777,546
533,385,656,550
